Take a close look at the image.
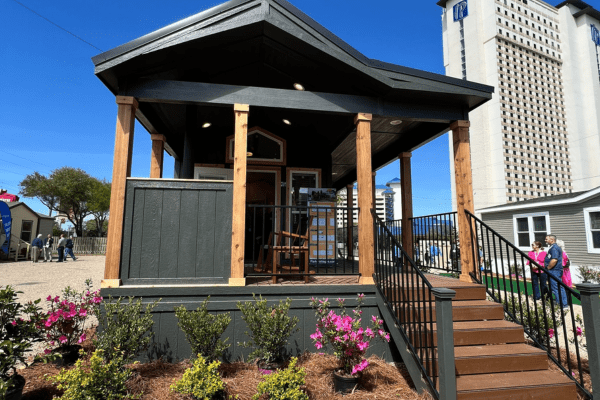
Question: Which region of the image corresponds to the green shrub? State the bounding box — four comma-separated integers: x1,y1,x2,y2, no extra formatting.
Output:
509,263,524,277
175,297,231,361
170,354,225,399
48,349,139,400
578,265,600,284
502,294,562,344
253,357,308,400
93,296,160,364
237,295,299,364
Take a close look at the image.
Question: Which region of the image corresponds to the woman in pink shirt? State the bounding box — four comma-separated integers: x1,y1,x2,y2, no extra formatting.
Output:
556,239,573,287
527,241,548,300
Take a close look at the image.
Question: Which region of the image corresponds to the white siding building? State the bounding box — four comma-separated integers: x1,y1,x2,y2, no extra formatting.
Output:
439,0,600,210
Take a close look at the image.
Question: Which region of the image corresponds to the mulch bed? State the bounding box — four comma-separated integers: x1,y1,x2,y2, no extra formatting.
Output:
18,328,429,400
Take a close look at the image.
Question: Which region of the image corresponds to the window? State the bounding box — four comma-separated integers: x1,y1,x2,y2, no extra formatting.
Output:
20,220,33,243
584,207,600,253
513,212,550,248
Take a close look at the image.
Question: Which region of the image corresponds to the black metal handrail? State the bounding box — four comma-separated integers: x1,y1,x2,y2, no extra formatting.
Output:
245,204,358,278
465,210,590,398
373,210,439,398
405,212,460,274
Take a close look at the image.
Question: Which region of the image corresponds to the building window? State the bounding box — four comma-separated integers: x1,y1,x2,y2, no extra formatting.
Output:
20,220,33,243
584,207,600,253
513,212,550,249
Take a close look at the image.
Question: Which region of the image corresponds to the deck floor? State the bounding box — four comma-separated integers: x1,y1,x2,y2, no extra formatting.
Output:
246,275,360,286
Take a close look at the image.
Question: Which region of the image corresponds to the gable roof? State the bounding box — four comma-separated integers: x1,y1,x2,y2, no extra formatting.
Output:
7,202,54,219
478,186,600,214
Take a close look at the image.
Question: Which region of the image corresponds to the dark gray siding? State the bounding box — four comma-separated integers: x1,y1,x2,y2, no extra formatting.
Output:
100,285,398,364
481,195,600,269
120,179,233,285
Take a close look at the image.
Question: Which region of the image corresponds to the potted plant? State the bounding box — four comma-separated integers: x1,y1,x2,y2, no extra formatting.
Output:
309,294,390,393
237,295,299,370
42,279,101,365
0,286,44,400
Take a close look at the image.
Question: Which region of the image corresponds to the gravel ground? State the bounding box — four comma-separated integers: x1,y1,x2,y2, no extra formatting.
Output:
1,255,106,361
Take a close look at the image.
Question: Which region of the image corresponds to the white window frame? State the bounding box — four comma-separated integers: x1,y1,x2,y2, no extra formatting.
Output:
512,211,551,251
583,207,600,254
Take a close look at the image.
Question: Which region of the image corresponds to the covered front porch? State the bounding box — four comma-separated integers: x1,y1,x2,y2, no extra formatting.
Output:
94,0,492,290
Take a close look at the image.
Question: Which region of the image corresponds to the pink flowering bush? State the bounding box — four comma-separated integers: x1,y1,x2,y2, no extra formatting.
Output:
309,294,389,376
42,279,101,354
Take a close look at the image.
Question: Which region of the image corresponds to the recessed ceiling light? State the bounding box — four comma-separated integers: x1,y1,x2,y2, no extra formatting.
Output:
202,122,211,128
283,119,291,125
293,83,305,91
390,120,403,126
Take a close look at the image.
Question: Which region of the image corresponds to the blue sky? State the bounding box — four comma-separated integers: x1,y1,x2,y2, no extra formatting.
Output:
3,0,461,218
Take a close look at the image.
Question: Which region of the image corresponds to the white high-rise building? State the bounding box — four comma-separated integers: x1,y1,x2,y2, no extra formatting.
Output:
336,185,395,226
439,0,600,210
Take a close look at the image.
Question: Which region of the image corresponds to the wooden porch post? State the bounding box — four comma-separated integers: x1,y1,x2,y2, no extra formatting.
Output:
346,184,354,260
355,113,374,285
452,120,476,283
150,134,165,178
230,103,249,286
102,96,138,288
400,152,413,258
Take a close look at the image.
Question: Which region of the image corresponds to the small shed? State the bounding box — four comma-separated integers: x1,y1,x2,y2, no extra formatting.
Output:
4,202,54,260
478,186,600,281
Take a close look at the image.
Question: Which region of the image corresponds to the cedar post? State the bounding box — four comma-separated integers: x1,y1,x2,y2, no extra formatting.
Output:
452,120,476,282
355,113,374,285
346,184,354,260
150,134,166,179
102,96,138,288
400,152,413,258
230,104,249,286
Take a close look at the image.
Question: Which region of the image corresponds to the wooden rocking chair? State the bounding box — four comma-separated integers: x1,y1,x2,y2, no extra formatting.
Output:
265,217,313,283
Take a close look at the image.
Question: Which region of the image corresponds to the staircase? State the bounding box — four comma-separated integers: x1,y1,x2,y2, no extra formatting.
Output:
406,274,577,399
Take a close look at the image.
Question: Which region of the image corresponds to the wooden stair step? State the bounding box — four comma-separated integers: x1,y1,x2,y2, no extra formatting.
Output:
395,300,504,322
410,320,524,347
384,285,486,302
456,370,577,400
427,344,549,376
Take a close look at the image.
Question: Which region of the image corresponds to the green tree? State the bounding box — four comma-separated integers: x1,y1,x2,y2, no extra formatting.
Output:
85,220,108,237
88,180,111,237
19,167,100,237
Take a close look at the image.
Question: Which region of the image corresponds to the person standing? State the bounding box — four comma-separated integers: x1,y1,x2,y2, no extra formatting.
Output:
64,236,77,261
43,234,53,262
527,241,547,300
57,234,67,262
556,239,572,288
544,235,568,307
31,234,43,263
430,242,440,267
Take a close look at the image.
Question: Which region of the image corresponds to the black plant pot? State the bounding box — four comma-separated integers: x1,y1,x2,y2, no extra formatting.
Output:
5,374,26,400
51,344,83,367
258,359,285,373
333,371,359,394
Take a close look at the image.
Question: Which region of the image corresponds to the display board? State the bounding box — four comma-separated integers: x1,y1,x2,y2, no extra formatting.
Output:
307,189,337,264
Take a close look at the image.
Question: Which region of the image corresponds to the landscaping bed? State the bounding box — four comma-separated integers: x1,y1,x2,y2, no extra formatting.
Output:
18,330,427,400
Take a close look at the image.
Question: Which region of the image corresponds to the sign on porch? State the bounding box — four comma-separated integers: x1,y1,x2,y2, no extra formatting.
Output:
307,188,337,265
453,0,468,22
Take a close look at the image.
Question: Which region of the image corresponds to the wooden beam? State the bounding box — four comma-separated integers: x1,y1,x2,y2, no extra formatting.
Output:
452,120,476,283
103,96,138,288
150,134,165,178
122,79,470,122
346,184,354,261
355,113,375,285
230,103,249,287
399,152,413,258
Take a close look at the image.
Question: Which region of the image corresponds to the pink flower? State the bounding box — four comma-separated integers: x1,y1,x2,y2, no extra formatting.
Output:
78,333,86,344
548,329,555,339
365,328,374,338
357,341,369,351
44,319,53,328
351,359,370,375
44,349,51,355
372,316,378,323
576,327,583,337
315,341,323,349
358,293,365,299
378,329,385,337
93,296,102,304
59,335,68,344
310,330,323,340
384,333,390,342
11,321,17,326
46,295,52,301
53,296,60,303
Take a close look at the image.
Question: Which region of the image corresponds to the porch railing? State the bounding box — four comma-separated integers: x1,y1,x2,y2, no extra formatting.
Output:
244,204,358,279
373,210,439,397
466,210,591,398
405,212,460,274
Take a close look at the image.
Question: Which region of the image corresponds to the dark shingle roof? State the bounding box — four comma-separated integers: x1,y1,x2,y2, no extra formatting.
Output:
479,186,600,212
556,0,600,21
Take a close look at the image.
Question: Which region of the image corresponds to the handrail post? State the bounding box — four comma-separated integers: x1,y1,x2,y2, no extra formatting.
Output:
432,288,457,400
575,283,600,393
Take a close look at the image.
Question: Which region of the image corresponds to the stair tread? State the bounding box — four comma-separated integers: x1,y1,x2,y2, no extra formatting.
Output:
402,300,503,308
457,370,573,392
429,320,523,331
454,343,547,358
